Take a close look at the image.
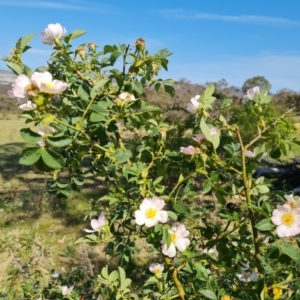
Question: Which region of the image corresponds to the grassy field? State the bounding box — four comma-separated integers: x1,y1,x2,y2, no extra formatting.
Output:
0,117,109,297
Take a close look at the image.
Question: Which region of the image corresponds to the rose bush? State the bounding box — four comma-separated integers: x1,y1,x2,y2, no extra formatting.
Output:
3,23,300,299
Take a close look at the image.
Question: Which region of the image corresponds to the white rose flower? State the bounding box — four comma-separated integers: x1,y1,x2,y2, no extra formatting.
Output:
134,197,168,228
180,145,201,155
162,224,190,258
61,285,74,296
271,204,300,237
244,147,267,161
149,263,164,276
31,71,68,94
19,100,37,111
41,23,67,45
84,212,106,233
7,74,31,99
237,271,259,282
38,126,56,137
186,95,200,113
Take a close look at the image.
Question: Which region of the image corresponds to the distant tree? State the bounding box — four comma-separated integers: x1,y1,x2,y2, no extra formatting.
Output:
242,76,271,93
273,89,300,113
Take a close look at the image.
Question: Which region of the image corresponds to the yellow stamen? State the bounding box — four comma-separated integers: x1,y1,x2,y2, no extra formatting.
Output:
170,232,177,242
145,208,157,219
282,213,295,226
45,82,54,89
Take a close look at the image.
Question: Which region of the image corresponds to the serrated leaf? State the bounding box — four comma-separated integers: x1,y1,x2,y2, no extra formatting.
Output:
66,29,86,43
141,105,161,113
167,211,178,221
41,148,63,169
194,262,208,280
173,203,190,215
109,270,119,282
104,45,116,54
21,34,35,50
255,218,275,231
280,243,300,262
164,85,175,97
199,289,217,300
19,147,42,165
91,79,110,99
20,128,42,142
78,83,90,101
132,81,143,94
200,119,212,142
114,149,132,164
202,179,212,194
23,64,33,77
256,185,270,194
46,136,72,147
6,62,23,75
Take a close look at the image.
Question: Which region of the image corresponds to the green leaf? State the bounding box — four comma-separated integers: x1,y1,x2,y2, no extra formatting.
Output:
19,147,42,165
220,98,233,110
163,226,172,248
66,29,86,43
90,112,107,123
6,62,23,75
256,185,270,194
110,51,122,64
104,45,116,54
270,146,281,159
132,81,143,94
41,148,64,169
215,191,226,205
200,118,212,143
46,136,72,147
21,34,36,50
199,289,217,300
23,64,33,77
202,179,212,194
78,83,90,101
20,128,42,143
164,85,175,97
114,149,132,164
91,79,110,99
153,176,163,186
194,262,208,280
173,203,190,215
280,243,300,263
255,218,275,231
167,211,178,221
141,105,161,113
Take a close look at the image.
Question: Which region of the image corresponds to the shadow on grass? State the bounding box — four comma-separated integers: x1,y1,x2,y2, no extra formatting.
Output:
0,142,30,181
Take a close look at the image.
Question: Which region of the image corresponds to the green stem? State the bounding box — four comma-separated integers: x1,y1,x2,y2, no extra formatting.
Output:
54,118,82,132
236,129,263,274
245,107,294,149
164,256,186,300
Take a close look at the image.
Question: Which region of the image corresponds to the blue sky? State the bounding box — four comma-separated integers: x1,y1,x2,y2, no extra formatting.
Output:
0,0,300,92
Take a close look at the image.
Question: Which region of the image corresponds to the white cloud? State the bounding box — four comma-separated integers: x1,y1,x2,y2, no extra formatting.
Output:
27,48,52,56
159,9,300,27
166,54,300,92
0,1,117,13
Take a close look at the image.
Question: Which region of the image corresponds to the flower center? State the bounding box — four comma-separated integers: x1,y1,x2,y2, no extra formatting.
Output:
45,82,54,89
145,208,157,219
170,232,177,242
281,213,295,226
153,268,161,275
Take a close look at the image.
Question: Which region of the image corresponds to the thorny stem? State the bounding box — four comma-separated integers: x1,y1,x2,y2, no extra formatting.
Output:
245,107,294,149
164,256,186,300
54,118,82,132
236,128,263,275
